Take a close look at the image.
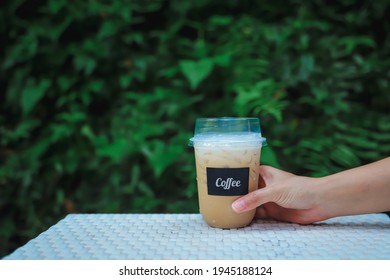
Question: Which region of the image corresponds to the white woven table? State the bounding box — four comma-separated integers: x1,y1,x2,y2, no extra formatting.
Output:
4,213,390,260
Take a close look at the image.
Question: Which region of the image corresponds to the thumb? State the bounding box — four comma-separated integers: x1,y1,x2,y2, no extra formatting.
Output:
232,187,273,213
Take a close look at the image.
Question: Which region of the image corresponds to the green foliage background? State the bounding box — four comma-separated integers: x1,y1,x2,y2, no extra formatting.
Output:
1,0,389,257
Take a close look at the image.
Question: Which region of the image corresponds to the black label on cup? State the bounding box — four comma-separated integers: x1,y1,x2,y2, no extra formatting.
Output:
206,167,249,196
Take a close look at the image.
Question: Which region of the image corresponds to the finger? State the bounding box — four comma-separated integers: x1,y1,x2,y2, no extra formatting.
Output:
258,202,290,222
255,206,268,219
255,202,293,222
257,203,315,225
232,188,273,213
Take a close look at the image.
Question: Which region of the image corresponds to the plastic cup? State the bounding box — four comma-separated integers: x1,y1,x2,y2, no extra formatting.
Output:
189,117,266,228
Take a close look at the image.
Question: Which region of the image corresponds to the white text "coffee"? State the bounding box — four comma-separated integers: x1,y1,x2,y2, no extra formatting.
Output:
215,178,241,190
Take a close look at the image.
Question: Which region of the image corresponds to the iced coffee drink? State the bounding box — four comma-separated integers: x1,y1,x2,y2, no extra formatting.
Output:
189,118,266,228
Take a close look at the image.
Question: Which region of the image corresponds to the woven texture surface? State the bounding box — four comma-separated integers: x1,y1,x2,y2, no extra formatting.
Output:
4,213,390,260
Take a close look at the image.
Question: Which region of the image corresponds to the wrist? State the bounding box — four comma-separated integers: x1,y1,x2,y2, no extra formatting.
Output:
315,170,378,219
315,175,340,220
307,176,336,221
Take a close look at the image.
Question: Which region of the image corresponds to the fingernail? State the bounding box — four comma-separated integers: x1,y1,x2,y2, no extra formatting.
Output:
232,200,246,212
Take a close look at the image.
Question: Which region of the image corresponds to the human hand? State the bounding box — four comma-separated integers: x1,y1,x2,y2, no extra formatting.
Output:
232,165,327,224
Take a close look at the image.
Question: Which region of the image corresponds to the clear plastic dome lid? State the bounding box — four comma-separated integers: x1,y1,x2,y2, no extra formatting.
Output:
189,117,267,147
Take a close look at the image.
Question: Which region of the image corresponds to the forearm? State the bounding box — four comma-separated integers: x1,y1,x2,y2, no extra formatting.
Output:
318,157,390,219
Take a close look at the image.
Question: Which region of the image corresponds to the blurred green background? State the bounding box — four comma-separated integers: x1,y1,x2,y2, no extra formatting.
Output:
1,0,390,258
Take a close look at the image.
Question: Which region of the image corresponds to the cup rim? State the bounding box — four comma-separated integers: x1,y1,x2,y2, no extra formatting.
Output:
189,117,266,147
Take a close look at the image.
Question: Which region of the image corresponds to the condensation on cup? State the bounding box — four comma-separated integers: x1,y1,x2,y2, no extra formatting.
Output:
189,117,267,228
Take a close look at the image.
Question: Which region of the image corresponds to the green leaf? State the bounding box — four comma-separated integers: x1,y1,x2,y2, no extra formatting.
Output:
234,80,287,122
137,182,155,198
98,20,117,39
58,111,86,123
6,68,28,106
119,75,132,88
142,140,183,177
179,59,214,90
261,146,280,168
73,55,96,75
2,119,41,142
57,76,76,91
24,139,51,161
330,145,361,168
96,137,128,163
337,36,376,53
210,15,233,25
299,54,315,81
47,0,66,13
80,125,95,141
3,32,37,69
212,53,232,67
50,124,73,142
21,79,51,115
